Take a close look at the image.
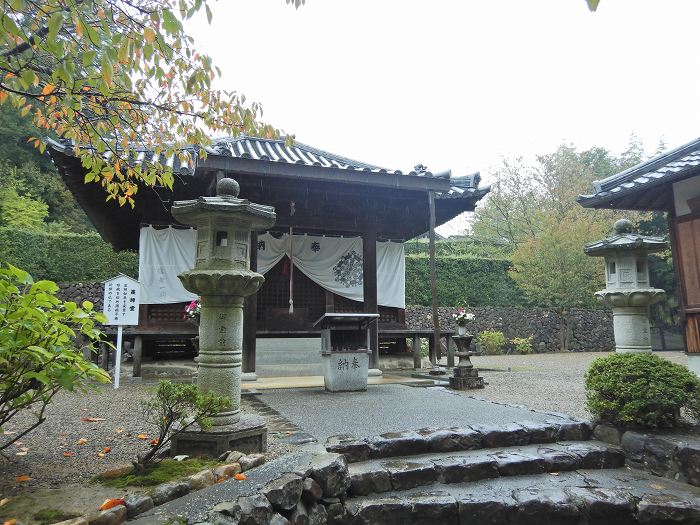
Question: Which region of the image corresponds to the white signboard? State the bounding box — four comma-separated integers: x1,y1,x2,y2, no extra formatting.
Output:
103,274,141,326
102,274,141,389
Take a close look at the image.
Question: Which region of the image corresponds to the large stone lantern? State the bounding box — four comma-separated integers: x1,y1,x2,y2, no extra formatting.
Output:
584,219,667,353
170,178,275,456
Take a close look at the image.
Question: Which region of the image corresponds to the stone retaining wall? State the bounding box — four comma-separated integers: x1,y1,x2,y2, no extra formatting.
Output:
405,306,614,353
57,282,614,353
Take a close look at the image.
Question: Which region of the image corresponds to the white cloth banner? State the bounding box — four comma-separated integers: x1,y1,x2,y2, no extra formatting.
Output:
138,226,198,304
257,233,405,308
138,228,405,308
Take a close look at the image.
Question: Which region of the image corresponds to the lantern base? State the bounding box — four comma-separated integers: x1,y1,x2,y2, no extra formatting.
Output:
170,414,267,458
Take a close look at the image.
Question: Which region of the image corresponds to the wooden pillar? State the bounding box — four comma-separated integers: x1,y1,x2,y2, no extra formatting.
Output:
363,224,379,369
428,191,441,366
412,335,421,369
447,335,455,368
243,231,259,374
132,335,143,377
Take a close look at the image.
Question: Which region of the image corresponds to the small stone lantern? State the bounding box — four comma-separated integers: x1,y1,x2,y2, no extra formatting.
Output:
169,178,276,456
584,219,666,353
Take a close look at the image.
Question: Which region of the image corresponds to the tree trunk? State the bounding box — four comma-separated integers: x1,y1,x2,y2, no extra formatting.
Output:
558,308,571,352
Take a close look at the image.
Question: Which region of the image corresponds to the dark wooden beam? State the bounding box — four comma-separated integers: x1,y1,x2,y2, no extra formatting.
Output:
201,156,452,192
243,232,259,375
363,224,379,369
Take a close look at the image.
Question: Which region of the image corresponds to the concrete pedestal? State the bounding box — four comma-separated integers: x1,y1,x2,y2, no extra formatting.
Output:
170,414,267,458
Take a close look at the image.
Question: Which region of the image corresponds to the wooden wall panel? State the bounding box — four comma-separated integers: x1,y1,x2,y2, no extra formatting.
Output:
673,216,700,310
685,314,700,354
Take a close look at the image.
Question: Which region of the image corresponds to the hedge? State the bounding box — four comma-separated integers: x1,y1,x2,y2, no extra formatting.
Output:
405,255,524,307
0,227,137,282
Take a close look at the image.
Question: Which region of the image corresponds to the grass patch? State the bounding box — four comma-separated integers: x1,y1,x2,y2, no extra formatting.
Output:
33,509,80,525
97,458,220,488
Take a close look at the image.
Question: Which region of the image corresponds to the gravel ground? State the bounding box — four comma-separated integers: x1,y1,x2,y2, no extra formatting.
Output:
0,381,293,497
259,384,572,441
462,351,690,420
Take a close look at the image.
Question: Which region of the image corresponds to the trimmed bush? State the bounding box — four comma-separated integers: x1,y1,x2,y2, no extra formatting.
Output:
476,330,507,355
511,336,534,355
585,353,700,428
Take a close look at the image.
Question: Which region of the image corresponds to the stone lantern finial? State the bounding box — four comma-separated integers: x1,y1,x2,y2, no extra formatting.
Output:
584,220,667,353
217,177,240,198
613,218,633,234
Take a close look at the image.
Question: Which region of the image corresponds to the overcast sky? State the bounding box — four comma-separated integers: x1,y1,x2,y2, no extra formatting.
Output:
188,0,700,234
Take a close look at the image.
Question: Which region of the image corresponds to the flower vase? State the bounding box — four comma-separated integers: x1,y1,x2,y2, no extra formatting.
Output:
457,325,467,336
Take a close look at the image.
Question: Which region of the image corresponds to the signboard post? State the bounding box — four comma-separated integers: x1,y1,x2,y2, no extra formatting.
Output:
102,274,141,389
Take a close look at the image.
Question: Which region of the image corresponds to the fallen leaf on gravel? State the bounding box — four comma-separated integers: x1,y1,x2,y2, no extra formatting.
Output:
15,475,30,483
4,518,17,525
97,452,105,458
63,451,75,457
0,498,10,507
136,434,148,440
149,439,159,447
102,447,112,454
99,498,125,511
2,430,15,435
115,428,124,434
81,417,106,422
76,438,88,446
234,473,247,481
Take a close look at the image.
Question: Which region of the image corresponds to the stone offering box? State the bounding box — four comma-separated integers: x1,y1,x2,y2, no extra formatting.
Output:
314,313,379,392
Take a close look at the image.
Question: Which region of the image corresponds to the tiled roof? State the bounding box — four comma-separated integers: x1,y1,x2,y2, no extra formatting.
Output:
584,233,667,255
578,137,700,208
46,135,487,198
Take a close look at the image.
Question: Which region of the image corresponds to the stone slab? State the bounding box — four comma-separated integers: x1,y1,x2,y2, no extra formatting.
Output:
170,414,268,458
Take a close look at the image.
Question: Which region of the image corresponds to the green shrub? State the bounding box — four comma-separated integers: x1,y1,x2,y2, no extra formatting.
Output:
511,336,534,354
476,330,507,355
585,353,700,428
0,265,110,448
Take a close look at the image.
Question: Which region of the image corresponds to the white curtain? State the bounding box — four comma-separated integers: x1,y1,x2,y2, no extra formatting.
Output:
138,226,198,304
139,228,405,308
257,233,405,308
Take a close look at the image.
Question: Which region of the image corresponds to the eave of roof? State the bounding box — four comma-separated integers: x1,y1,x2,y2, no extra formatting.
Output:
578,137,700,209
46,135,486,196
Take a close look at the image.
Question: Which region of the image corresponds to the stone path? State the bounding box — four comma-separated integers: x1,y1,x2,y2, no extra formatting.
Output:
258,384,571,440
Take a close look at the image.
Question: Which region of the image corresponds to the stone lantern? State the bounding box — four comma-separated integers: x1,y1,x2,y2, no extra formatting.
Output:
170,178,276,456
584,219,667,353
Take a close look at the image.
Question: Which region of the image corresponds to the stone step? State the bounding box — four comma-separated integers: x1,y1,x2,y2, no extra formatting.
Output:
347,440,625,496
345,469,700,525
326,419,593,463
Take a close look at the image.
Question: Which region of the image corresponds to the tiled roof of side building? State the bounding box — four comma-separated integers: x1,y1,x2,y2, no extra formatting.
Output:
578,137,700,208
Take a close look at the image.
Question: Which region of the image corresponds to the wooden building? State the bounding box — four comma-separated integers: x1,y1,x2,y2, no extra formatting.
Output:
578,137,700,375
47,135,489,374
